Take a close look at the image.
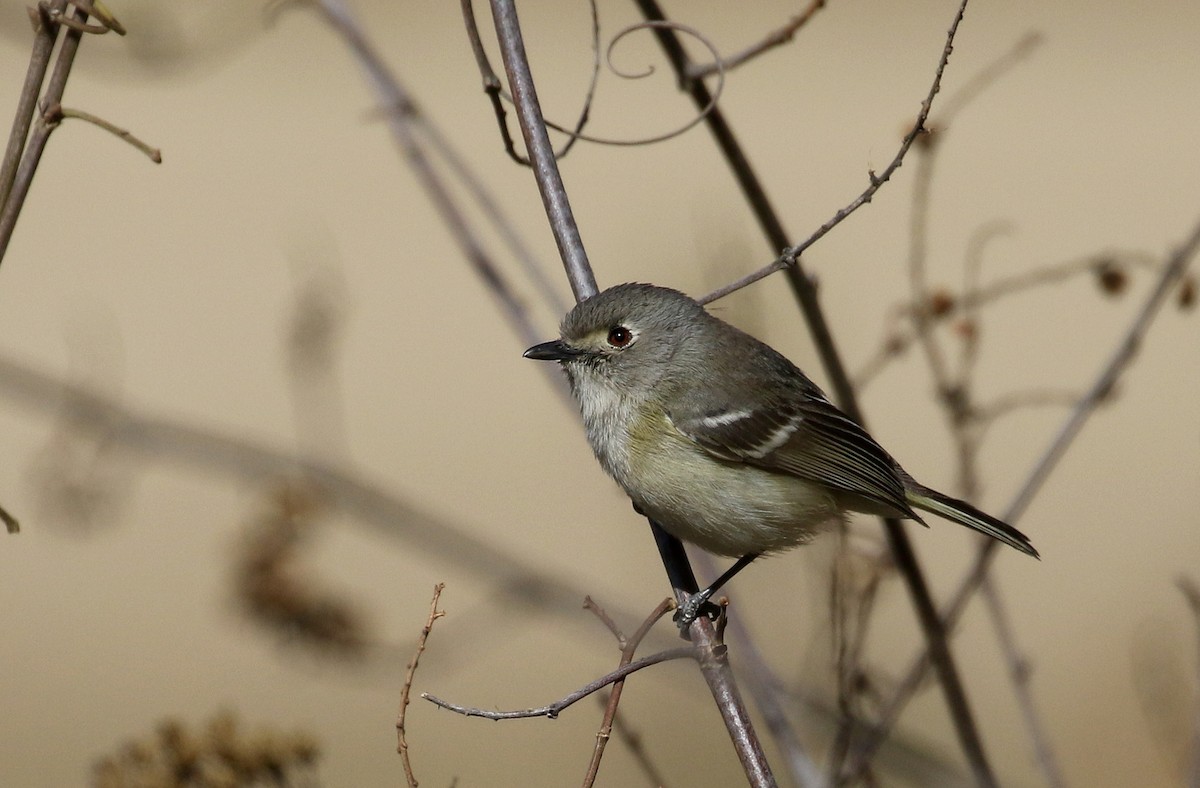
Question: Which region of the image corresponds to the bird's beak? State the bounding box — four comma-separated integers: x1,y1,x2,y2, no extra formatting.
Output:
523,339,579,361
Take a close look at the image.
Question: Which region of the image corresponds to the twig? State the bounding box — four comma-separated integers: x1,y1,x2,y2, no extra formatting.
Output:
0,0,67,209
582,598,674,787
51,105,162,162
460,0,600,160
422,646,695,719
397,584,447,787
686,0,827,80
633,1,996,782
0,0,134,266
699,0,973,305
844,213,1200,778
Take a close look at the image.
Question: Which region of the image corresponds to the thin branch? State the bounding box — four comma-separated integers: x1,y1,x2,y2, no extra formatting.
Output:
306,0,568,397
845,213,1200,778
0,0,86,265
51,105,162,163
460,0,601,161
397,584,447,788
0,0,67,209
686,0,827,80
422,646,695,720
699,0,973,305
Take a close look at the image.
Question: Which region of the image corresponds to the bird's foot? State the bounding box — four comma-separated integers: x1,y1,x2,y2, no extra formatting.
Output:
673,590,721,634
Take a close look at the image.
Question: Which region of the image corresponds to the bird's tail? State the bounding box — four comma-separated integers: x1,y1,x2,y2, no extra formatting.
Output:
905,482,1039,558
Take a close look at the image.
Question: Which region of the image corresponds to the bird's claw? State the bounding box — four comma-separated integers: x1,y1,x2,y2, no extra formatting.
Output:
673,591,721,633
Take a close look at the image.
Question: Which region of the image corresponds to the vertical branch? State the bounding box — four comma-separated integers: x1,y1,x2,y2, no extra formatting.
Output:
0,0,68,208
487,1,596,302
632,2,996,784
486,2,775,784
0,1,90,265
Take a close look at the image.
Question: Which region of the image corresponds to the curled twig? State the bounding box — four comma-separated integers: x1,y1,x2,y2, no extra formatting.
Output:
540,21,726,147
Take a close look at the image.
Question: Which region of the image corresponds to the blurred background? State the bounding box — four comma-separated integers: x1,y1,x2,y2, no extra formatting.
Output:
1,0,1198,785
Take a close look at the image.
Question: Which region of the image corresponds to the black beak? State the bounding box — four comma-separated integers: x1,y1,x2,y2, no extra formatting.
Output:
523,339,579,361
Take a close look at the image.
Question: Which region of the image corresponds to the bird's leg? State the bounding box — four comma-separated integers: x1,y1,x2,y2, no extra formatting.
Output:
675,553,760,631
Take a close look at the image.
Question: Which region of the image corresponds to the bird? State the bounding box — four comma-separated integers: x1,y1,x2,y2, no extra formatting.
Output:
524,283,1037,626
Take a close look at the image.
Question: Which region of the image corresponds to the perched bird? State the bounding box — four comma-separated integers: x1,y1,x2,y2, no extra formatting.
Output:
525,283,1037,625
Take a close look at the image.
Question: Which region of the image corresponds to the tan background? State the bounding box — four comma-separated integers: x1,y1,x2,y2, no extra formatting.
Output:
1,0,1198,785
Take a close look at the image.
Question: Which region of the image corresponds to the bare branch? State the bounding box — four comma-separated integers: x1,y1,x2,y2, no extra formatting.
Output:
687,0,827,80
700,0,973,304
422,646,695,720
51,105,162,162
397,584,447,787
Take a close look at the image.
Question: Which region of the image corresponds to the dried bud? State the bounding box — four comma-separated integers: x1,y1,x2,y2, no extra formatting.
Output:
926,289,956,317
1092,259,1127,296
1179,276,1195,310
913,123,941,151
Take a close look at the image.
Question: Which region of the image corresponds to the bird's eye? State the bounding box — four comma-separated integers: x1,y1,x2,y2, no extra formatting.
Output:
606,326,633,348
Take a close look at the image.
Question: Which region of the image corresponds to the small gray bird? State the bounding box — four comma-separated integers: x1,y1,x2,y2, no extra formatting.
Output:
525,283,1037,623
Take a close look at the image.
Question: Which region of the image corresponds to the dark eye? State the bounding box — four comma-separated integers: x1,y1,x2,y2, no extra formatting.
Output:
606,326,633,348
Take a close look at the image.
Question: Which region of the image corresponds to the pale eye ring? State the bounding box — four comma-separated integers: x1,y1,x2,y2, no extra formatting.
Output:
606,326,633,348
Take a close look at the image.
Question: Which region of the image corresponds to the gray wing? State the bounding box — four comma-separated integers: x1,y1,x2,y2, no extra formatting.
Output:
668,375,918,520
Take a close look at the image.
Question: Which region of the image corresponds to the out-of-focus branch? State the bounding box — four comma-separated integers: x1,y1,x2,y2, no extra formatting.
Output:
307,0,560,377
846,213,1200,777
0,351,626,622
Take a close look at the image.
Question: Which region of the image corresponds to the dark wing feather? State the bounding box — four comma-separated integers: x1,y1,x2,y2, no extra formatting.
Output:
667,341,916,518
